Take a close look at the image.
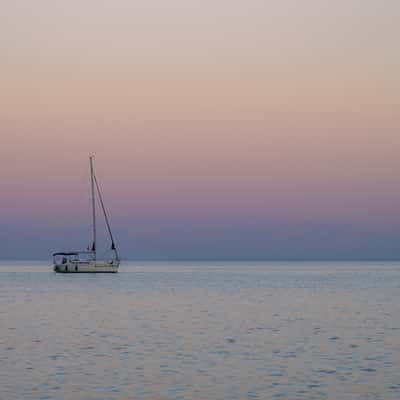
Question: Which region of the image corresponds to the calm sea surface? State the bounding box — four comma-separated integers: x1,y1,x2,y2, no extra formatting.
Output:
0,261,399,400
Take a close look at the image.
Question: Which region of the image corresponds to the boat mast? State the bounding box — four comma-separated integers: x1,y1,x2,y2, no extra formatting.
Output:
90,156,96,260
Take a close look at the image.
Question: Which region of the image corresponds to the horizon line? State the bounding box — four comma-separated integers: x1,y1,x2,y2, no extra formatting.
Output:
1,258,400,263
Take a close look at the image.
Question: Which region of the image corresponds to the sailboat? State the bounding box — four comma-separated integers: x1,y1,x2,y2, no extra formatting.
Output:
53,157,120,273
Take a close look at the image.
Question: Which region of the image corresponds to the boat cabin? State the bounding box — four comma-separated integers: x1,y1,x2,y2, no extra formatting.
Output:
53,252,94,267
53,251,95,263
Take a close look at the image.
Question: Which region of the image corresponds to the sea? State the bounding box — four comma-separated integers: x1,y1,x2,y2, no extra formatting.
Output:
0,261,399,400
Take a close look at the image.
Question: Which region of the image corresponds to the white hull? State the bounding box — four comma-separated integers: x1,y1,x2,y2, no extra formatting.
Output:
54,261,119,273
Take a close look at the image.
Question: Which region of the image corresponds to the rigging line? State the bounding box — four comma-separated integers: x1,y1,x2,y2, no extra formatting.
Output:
90,157,96,256
93,172,119,260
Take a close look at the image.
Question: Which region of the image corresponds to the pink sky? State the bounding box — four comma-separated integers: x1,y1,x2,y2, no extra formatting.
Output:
1,1,400,258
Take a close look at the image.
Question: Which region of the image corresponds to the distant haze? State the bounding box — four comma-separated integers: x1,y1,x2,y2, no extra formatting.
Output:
1,1,400,260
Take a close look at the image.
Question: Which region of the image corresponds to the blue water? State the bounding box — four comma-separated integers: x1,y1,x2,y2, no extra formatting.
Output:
0,261,399,399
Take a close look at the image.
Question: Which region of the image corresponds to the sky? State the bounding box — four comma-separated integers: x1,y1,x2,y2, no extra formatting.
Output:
1,1,400,260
